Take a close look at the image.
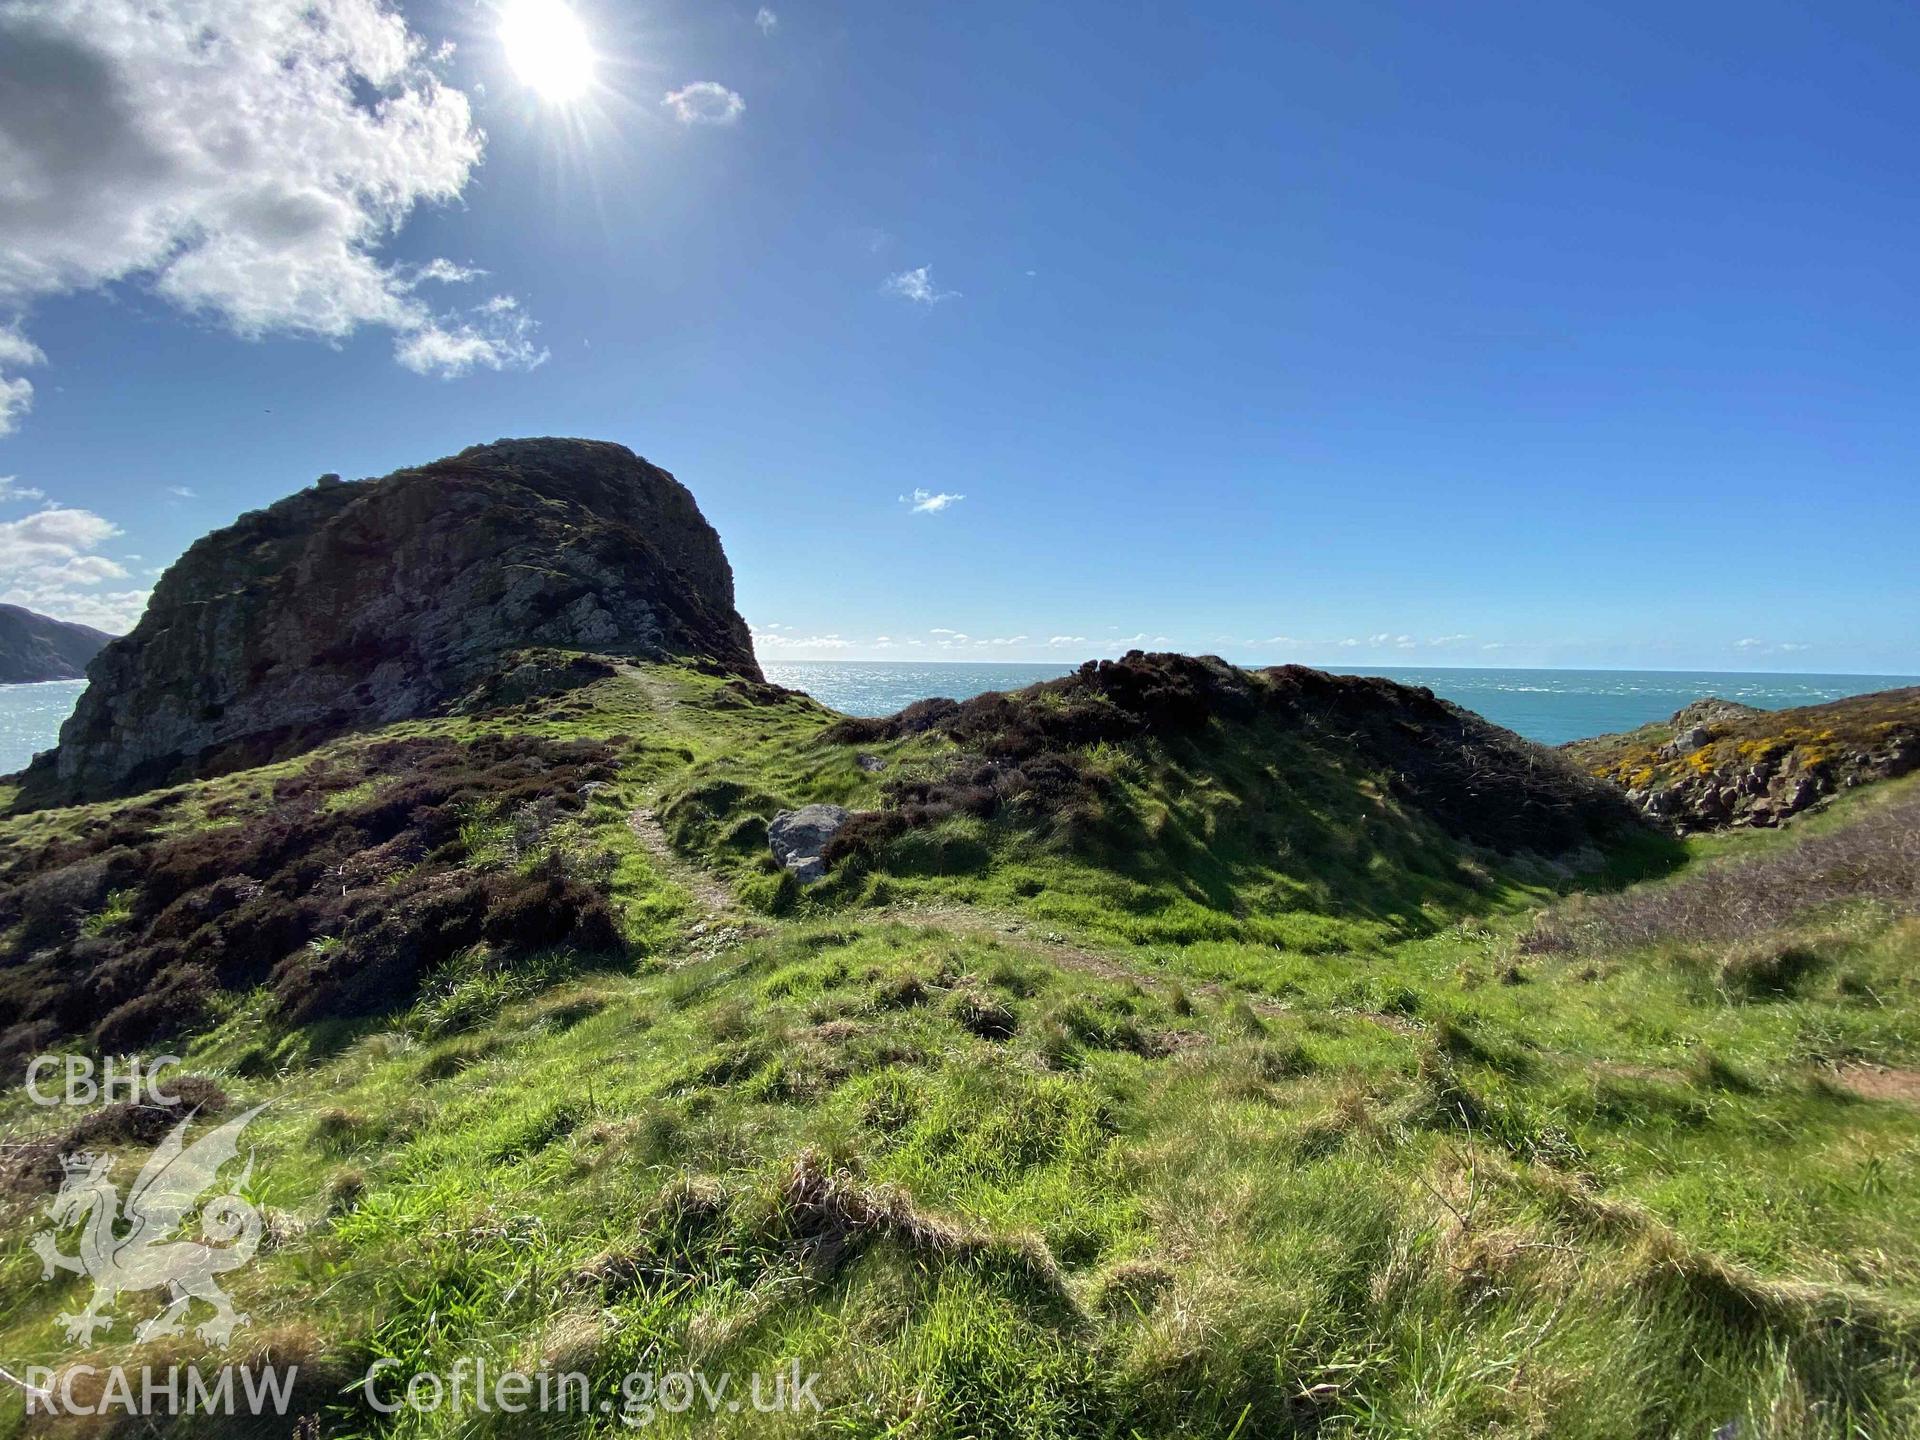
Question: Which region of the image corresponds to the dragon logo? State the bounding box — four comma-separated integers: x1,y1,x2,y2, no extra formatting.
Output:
29,1104,268,1349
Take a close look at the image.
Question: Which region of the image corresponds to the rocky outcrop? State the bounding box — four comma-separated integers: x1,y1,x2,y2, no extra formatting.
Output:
769,805,850,882
1566,689,1920,831
0,604,111,684
22,438,758,804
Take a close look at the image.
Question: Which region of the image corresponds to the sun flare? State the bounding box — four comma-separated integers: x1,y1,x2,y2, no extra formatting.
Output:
499,0,595,103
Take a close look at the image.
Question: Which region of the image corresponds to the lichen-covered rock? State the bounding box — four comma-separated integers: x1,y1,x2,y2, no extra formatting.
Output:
1567,688,1920,832
23,438,759,804
769,805,851,883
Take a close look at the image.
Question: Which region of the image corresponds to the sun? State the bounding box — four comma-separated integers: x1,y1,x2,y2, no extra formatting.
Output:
499,0,596,103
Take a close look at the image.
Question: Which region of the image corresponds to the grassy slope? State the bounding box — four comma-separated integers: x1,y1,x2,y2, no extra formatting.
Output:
2,664,1918,1439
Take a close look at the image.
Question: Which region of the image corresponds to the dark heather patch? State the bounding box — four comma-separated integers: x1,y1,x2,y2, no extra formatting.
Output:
824,651,1643,861
0,735,625,1070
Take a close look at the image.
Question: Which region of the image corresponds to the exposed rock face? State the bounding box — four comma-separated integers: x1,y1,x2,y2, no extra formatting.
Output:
0,604,111,684
1668,697,1766,731
769,804,851,882
26,438,758,804
1567,689,1920,832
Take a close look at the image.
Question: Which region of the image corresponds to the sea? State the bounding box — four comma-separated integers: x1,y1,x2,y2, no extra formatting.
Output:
764,663,1917,747
3,667,1915,777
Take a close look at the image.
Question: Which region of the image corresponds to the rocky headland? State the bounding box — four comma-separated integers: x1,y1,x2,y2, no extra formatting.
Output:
1565,688,1920,831
18,438,758,805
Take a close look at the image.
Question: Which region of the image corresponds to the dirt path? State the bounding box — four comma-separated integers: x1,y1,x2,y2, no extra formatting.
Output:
855,902,1426,1033
618,663,683,721
1833,1063,1920,1106
627,807,739,917
623,800,1427,1037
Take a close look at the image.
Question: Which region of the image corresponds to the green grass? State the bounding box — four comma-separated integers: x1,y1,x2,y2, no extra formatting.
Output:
2,663,1917,1438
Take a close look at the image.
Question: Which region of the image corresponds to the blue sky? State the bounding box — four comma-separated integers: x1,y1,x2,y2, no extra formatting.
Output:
0,0,1915,672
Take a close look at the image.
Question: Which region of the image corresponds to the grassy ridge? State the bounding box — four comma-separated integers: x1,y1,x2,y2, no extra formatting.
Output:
1,663,1918,1438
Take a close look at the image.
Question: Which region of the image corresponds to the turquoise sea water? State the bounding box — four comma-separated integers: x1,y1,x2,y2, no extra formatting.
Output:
4,667,1914,776
0,679,85,776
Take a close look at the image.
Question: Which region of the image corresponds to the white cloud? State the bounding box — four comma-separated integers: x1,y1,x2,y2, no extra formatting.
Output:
0,507,118,568
0,323,42,433
884,265,958,305
0,374,32,436
49,554,129,582
900,488,964,515
0,503,148,630
0,474,44,502
1109,633,1171,648
394,296,546,378
1732,637,1810,657
1047,635,1087,647
756,631,851,649
0,0,542,428
754,7,778,35
409,258,486,286
1428,633,1470,647
662,81,745,125
0,580,148,631
752,623,855,651
0,325,42,369
166,485,195,498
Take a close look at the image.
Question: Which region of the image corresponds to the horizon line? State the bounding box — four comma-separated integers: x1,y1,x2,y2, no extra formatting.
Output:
756,657,1920,679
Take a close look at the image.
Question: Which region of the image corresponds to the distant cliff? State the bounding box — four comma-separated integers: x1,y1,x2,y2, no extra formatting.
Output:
23,438,759,804
0,604,111,684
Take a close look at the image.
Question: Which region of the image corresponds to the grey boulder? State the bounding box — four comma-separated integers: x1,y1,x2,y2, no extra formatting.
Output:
769,804,851,883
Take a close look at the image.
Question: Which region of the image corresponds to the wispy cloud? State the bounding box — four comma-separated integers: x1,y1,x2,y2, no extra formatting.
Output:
0,476,45,503
754,7,778,35
884,265,958,305
407,259,487,287
394,295,545,378
0,326,43,436
901,488,964,514
166,485,196,499
662,81,746,125
752,624,852,650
